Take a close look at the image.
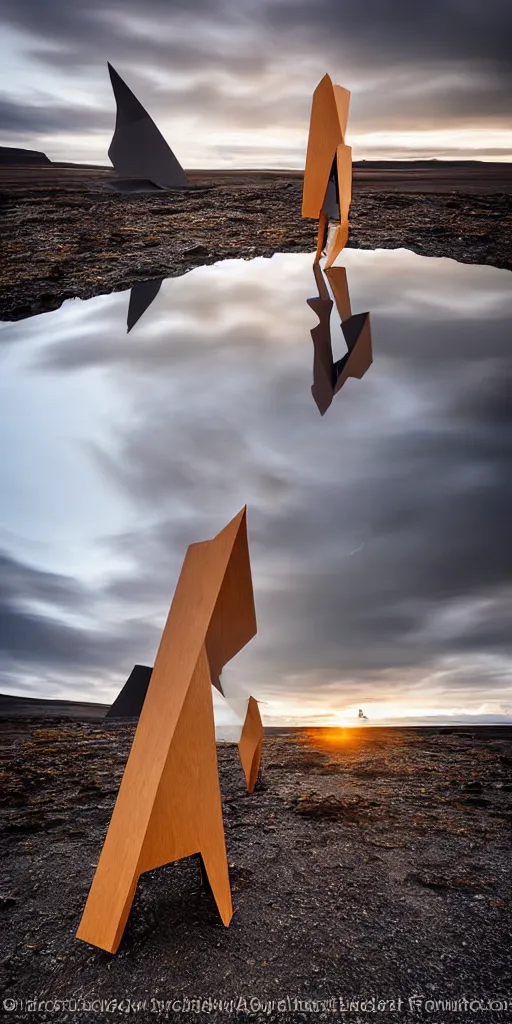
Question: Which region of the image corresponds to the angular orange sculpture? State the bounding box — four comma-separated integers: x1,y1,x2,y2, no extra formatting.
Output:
76,507,257,953
308,264,372,414
238,696,264,793
302,74,352,268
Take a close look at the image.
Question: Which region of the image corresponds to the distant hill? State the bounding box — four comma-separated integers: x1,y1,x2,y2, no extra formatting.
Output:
0,147,51,165
353,159,483,169
0,692,108,720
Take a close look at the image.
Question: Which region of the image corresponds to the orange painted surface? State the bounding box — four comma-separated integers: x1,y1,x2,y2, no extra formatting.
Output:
76,508,257,953
238,696,263,793
303,76,352,267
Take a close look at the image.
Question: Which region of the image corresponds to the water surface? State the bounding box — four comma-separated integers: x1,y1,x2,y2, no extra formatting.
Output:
0,250,510,725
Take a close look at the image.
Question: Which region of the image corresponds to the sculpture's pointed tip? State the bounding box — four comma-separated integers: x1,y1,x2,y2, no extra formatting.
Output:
316,72,333,89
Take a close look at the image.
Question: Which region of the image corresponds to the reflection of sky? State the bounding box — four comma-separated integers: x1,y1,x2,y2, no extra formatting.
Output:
0,249,511,725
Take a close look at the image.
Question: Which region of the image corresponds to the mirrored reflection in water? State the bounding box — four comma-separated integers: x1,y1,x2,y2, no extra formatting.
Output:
308,263,372,415
0,250,511,722
127,279,163,333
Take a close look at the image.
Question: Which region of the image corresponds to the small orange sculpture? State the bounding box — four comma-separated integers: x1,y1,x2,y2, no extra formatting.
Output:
76,507,256,953
238,696,264,793
302,74,352,268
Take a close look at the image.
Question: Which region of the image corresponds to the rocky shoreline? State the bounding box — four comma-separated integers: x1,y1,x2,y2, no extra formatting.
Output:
1,172,511,323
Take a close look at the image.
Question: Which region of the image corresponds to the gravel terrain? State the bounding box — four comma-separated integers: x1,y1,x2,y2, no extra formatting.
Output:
1,166,511,322
1,721,511,1023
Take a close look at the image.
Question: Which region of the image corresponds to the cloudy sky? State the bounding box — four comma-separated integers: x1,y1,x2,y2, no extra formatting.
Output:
0,249,511,724
0,0,511,165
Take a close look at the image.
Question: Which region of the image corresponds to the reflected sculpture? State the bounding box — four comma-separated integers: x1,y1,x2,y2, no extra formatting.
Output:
127,279,163,332
76,507,257,953
238,696,264,793
308,263,372,414
302,74,352,269
107,63,191,190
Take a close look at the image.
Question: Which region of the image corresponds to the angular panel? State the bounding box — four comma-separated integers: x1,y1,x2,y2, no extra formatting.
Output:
76,508,257,953
302,75,345,219
303,76,352,266
238,697,264,793
107,63,190,189
105,665,153,719
127,279,163,333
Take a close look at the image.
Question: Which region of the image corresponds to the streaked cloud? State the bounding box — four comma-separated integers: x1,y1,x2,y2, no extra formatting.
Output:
0,0,511,163
0,250,510,722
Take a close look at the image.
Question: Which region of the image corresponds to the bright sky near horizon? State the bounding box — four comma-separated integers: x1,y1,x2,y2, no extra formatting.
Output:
0,0,511,166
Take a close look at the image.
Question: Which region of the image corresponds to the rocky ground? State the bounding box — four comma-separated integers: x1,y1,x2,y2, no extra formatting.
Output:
1,722,511,1022
1,167,511,322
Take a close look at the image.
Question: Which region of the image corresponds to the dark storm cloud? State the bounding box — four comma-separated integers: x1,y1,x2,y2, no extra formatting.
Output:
1,0,511,152
4,0,510,67
0,549,160,686
262,0,512,67
0,95,111,135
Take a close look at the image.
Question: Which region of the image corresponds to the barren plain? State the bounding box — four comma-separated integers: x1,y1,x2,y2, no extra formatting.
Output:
1,162,511,322
1,722,511,1022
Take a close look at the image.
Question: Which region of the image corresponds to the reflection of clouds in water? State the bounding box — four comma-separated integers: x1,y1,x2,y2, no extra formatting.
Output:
0,250,511,720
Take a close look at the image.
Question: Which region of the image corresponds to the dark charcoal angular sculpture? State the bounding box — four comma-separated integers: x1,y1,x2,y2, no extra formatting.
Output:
308,263,372,413
105,665,153,719
107,62,191,190
127,279,163,332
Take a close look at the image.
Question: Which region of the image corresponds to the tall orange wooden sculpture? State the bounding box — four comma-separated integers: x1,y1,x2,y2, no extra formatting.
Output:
302,74,352,269
238,696,264,793
76,507,256,953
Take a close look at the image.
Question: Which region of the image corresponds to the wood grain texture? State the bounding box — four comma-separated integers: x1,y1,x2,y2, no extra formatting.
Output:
238,697,264,793
76,507,257,953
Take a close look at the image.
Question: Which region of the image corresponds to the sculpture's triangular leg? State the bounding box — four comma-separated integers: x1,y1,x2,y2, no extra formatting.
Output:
324,220,349,270
76,646,232,952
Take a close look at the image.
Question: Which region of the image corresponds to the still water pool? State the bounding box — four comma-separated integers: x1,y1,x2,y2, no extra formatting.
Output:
0,250,510,722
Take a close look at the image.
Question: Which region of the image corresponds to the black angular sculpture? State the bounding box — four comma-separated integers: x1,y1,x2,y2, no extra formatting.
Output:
105,665,153,719
308,263,372,414
107,63,191,190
